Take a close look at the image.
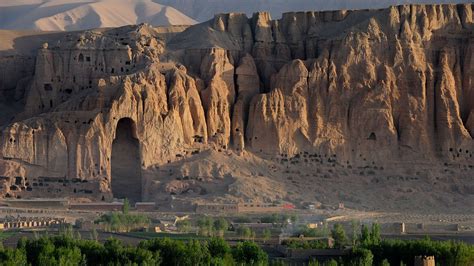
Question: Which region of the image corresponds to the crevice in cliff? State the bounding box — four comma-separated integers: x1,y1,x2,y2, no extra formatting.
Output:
305,74,312,142
140,90,147,115
433,50,441,133
433,75,439,132
45,128,50,169
326,41,333,94
32,130,36,166
303,40,307,61
230,69,239,147
456,4,467,29
393,115,401,141
458,40,469,125
347,99,353,131
397,6,403,37
233,70,239,106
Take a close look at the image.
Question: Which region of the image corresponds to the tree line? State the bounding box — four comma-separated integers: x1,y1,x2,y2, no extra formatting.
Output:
285,223,474,266
0,234,268,266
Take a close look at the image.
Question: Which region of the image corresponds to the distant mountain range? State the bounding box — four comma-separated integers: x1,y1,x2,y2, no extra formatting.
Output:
0,0,471,31
156,0,472,22
0,0,197,31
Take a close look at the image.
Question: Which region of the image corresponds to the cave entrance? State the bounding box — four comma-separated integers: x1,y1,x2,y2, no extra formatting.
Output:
111,118,142,202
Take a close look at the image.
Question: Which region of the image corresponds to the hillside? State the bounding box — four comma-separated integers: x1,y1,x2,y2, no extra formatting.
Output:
0,0,197,31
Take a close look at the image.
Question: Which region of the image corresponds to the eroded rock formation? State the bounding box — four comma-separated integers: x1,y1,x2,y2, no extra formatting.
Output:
0,5,473,211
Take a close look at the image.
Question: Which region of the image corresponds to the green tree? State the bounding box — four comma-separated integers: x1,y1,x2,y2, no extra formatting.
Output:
76,239,105,265
75,231,82,240
232,241,268,265
184,240,211,265
139,238,187,265
370,223,381,245
213,218,229,237
359,223,381,247
331,224,347,249
290,214,298,224
95,211,150,232
298,224,330,238
262,228,271,243
207,237,230,259
197,217,214,236
237,226,252,240
359,224,370,246
123,247,161,265
350,220,360,246
59,224,74,238
210,253,235,266
24,237,54,265
260,214,278,224
122,198,130,215
56,246,84,266
350,248,373,266
91,229,98,242
279,214,290,228
0,247,27,266
16,237,27,250
104,238,125,264
11,230,474,266
176,220,191,233
282,239,328,249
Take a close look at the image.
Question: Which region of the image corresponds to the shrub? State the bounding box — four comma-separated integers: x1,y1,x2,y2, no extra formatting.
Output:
331,224,347,249
95,212,150,232
232,241,268,265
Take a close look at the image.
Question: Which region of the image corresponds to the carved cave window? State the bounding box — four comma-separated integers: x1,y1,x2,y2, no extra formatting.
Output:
44,84,53,91
368,132,377,141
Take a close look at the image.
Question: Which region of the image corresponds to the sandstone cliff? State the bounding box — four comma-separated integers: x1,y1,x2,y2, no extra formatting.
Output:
0,4,473,211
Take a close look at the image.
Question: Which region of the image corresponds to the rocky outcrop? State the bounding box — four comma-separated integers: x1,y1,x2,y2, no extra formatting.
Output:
0,5,473,210
232,54,260,152
177,4,474,164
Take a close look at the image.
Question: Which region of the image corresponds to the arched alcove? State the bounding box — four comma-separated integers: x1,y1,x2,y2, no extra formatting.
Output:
111,118,141,202
368,132,377,141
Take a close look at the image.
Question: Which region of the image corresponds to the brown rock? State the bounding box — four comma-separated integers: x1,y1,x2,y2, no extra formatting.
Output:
0,5,473,211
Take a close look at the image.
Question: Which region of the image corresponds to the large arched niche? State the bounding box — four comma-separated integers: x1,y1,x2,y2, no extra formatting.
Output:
111,118,142,202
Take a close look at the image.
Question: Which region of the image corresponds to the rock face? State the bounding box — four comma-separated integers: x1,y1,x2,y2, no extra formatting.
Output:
0,5,473,211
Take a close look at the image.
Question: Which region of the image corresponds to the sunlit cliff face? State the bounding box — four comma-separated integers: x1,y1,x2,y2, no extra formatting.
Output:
0,5,473,212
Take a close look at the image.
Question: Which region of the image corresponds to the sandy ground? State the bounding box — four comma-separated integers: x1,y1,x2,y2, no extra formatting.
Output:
143,149,474,214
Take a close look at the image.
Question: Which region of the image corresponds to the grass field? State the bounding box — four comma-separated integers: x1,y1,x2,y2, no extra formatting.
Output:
0,231,18,241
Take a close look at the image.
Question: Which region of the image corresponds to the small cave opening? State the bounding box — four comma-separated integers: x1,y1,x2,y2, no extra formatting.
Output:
368,132,377,141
